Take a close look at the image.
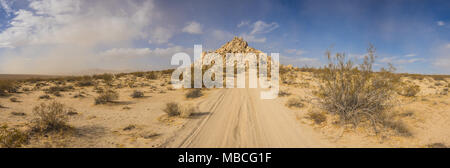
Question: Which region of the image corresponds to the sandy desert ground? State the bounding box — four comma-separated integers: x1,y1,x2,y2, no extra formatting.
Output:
0,68,448,148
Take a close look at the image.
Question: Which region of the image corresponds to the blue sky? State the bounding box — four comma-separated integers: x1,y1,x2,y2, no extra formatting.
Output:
0,0,449,74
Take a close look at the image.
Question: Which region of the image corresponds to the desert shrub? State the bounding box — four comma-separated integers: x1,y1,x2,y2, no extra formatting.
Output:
163,102,180,116
95,90,119,104
278,90,291,97
130,90,144,98
10,97,19,102
39,94,51,99
185,89,203,98
31,101,70,133
383,120,412,137
426,143,447,148
317,45,398,133
0,80,16,96
45,86,74,95
180,103,197,118
132,71,145,77
306,111,327,125
0,125,28,148
76,80,95,87
398,84,420,97
146,71,160,80
286,97,304,108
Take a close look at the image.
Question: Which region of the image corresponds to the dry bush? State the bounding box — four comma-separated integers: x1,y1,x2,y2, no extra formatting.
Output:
0,125,28,148
306,111,327,125
76,80,95,87
95,90,119,105
397,84,420,97
286,97,304,108
146,71,160,80
317,45,398,133
163,102,180,116
31,101,71,133
180,103,197,118
278,90,291,97
130,90,144,98
383,120,412,137
10,97,19,102
39,94,51,99
0,80,16,96
185,89,203,98
45,85,74,95
426,143,447,148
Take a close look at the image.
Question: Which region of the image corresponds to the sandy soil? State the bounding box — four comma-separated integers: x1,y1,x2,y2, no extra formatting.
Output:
163,88,330,147
1,70,449,148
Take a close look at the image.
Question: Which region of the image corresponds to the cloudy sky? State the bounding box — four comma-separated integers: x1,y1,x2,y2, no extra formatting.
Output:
0,0,449,74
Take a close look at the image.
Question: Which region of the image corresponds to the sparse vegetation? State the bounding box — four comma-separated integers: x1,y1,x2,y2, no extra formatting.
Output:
130,90,144,98
398,84,420,97
0,125,28,148
317,45,398,133
10,97,19,102
185,89,203,98
39,94,51,99
180,103,197,118
0,80,16,96
278,90,291,97
95,90,119,105
383,120,412,137
146,71,160,80
285,97,304,108
306,110,327,125
163,102,180,117
426,143,447,148
31,101,71,133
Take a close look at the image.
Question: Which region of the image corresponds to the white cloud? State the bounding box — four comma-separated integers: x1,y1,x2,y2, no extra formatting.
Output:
236,20,279,43
285,49,306,56
280,55,321,67
0,0,14,16
405,53,416,57
149,27,174,44
437,21,445,26
237,21,250,28
379,56,423,64
250,20,279,35
432,43,450,73
241,33,266,43
0,0,175,74
182,21,202,34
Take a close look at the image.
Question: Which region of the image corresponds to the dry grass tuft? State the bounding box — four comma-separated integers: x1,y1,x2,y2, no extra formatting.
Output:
306,111,327,125
0,125,28,148
285,97,304,108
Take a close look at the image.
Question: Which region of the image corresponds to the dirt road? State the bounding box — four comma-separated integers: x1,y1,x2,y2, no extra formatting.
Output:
163,87,331,148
